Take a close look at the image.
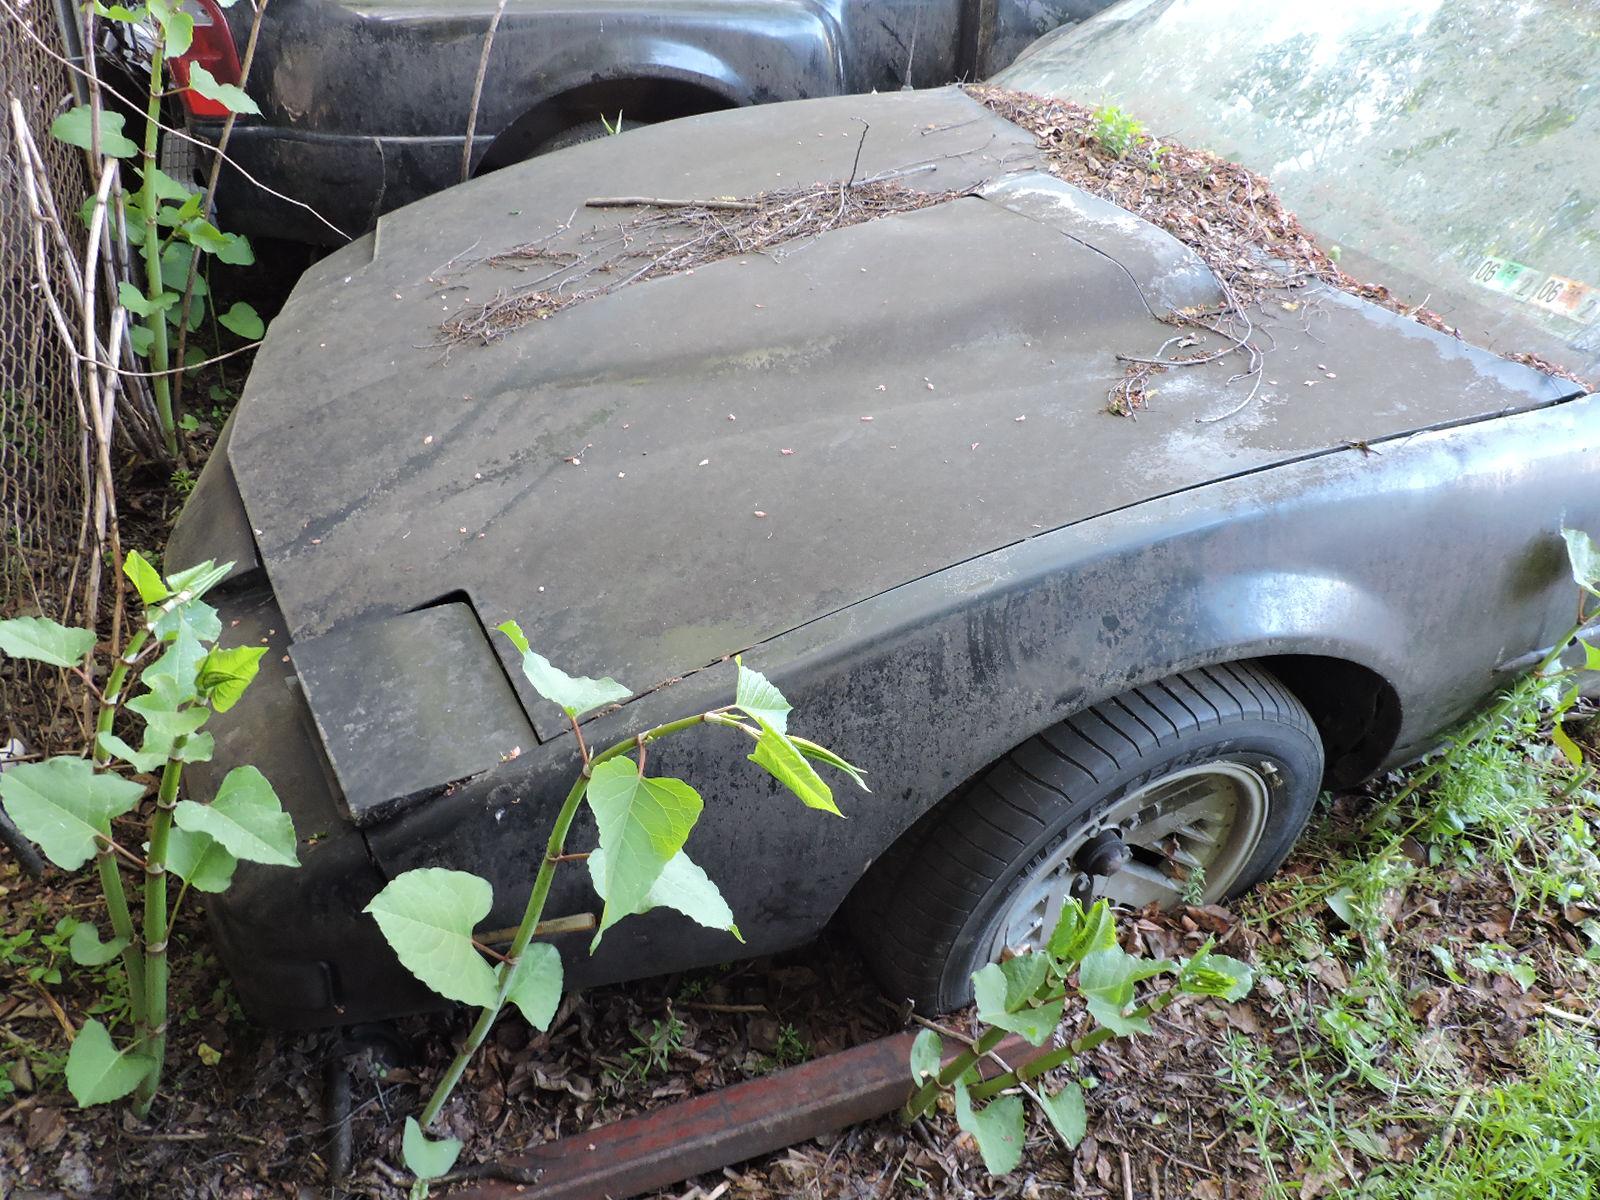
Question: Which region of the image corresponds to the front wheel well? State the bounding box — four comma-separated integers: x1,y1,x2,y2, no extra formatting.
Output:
1255,654,1401,788
848,653,1401,921
476,77,739,174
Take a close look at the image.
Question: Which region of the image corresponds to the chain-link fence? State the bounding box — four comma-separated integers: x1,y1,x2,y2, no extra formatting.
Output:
1,0,93,750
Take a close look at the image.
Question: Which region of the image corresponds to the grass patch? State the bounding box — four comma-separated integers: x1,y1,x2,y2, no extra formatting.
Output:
1218,677,1600,1196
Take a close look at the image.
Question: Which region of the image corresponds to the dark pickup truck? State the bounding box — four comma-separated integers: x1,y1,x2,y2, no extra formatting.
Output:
170,0,1114,244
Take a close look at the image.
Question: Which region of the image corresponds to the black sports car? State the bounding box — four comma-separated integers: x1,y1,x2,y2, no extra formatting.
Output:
168,0,1600,1026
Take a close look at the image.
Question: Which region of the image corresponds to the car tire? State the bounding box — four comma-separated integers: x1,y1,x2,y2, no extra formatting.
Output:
851,662,1323,1014
534,117,652,155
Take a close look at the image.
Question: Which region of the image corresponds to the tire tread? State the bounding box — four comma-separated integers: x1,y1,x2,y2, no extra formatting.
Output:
849,661,1320,1012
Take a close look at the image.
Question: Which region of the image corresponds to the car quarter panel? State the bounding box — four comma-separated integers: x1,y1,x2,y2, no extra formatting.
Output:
360,395,1600,1003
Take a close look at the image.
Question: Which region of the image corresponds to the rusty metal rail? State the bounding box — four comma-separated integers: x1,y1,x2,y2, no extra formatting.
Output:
448,1028,1030,1198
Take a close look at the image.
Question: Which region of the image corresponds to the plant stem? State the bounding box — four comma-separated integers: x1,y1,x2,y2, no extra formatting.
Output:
87,616,163,1029
132,743,184,1115
94,627,152,764
902,987,1186,1120
94,841,146,1026
137,30,177,457
418,766,586,1125
459,0,510,182
903,1026,1010,1121
965,988,1182,1104
169,0,272,424
416,712,715,1127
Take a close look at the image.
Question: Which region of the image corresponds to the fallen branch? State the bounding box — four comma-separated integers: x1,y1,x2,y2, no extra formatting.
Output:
586,196,763,211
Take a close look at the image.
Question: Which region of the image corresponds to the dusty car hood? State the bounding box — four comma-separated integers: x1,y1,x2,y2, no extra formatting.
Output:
220,87,1578,740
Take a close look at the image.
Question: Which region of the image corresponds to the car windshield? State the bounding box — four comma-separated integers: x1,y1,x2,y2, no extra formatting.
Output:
994,0,1600,377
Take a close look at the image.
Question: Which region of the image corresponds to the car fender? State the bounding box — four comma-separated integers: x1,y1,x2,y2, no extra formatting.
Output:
364,396,1598,995
477,4,847,124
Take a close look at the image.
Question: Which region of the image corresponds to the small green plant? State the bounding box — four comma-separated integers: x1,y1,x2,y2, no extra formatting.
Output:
772,1022,808,1068
749,1021,811,1075
1180,858,1208,906
1092,103,1146,160
903,897,1253,1174
170,467,197,497
1467,944,1538,991
0,916,82,987
0,552,298,1115
1091,104,1167,172
606,1011,688,1088
366,630,867,1193
601,110,625,136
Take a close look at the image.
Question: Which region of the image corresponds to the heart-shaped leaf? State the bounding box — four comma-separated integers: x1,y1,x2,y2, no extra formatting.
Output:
0,616,97,668
1178,942,1254,1001
1038,1081,1087,1147
123,695,209,760
151,3,193,55
973,956,1063,1046
49,106,139,157
0,757,145,870
402,1116,462,1182
954,1079,1024,1175
163,826,238,893
364,868,498,1008
214,231,254,266
96,731,175,774
68,922,129,966
218,301,265,340
504,942,562,1031
196,645,267,712
152,596,222,647
496,621,631,718
123,550,170,603
909,1028,943,1084
139,167,194,203
173,765,298,866
100,4,149,24
117,281,178,318
585,759,702,948
65,1019,153,1106
734,657,791,733
1580,640,1600,672
1077,945,1169,1035
186,64,261,115
139,621,208,705
1564,528,1600,597
587,847,741,941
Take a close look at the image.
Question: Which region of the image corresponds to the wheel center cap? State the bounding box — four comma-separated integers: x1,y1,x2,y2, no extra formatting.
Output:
1075,829,1131,878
